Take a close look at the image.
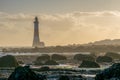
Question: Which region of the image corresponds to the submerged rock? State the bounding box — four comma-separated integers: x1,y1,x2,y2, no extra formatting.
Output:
79,60,100,68
8,66,43,80
95,63,120,80
0,55,18,67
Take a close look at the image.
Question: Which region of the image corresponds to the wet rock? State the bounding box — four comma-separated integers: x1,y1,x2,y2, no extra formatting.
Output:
44,60,59,65
79,60,100,68
51,54,67,61
74,54,95,61
0,73,2,76
34,54,50,65
0,55,18,67
18,61,24,64
36,54,50,61
69,75,83,80
95,63,120,80
59,75,70,80
105,52,120,59
0,78,7,80
34,61,43,65
96,56,113,63
8,66,43,80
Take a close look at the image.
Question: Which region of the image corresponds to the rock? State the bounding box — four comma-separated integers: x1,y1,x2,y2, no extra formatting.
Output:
36,54,50,61
34,54,50,65
0,74,1,76
70,75,83,80
34,61,43,65
79,60,100,68
18,61,24,64
8,66,43,80
44,60,59,65
105,52,120,59
95,63,120,80
74,54,95,61
51,54,67,61
0,78,7,80
0,55,18,67
59,75,70,80
96,56,113,63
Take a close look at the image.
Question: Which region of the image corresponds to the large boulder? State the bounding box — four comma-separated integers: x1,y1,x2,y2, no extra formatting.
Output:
96,56,113,63
8,66,43,80
51,54,67,61
36,54,50,61
74,54,95,61
44,60,59,65
79,60,100,68
34,54,50,65
105,52,120,59
95,63,120,80
0,55,18,67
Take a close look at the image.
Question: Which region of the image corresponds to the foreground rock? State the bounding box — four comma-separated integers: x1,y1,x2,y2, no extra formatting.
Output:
95,63,120,80
79,60,100,68
0,78,7,80
96,56,113,63
0,55,18,67
8,66,44,80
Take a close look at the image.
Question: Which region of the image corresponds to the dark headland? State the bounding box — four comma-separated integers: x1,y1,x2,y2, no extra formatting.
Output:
2,45,120,53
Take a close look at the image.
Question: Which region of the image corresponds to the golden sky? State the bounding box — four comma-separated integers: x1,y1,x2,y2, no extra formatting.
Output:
0,0,120,46
0,11,120,46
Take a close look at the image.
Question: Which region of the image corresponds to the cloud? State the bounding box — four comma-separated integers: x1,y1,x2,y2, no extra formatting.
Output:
0,11,120,46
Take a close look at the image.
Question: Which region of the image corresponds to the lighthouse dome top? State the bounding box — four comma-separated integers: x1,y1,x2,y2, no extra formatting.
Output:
35,17,38,21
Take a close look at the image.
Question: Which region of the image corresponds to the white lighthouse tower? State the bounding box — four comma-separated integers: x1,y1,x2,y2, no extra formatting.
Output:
32,17,45,48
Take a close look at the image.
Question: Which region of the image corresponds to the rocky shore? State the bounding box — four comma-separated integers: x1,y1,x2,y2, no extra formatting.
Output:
1,63,120,80
0,52,120,80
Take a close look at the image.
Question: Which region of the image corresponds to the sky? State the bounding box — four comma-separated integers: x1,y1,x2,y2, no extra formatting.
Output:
0,0,120,46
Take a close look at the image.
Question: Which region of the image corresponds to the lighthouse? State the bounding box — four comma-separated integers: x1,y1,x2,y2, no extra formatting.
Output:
32,17,45,48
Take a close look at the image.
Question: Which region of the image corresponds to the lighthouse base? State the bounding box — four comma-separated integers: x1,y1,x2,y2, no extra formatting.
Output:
32,41,45,48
